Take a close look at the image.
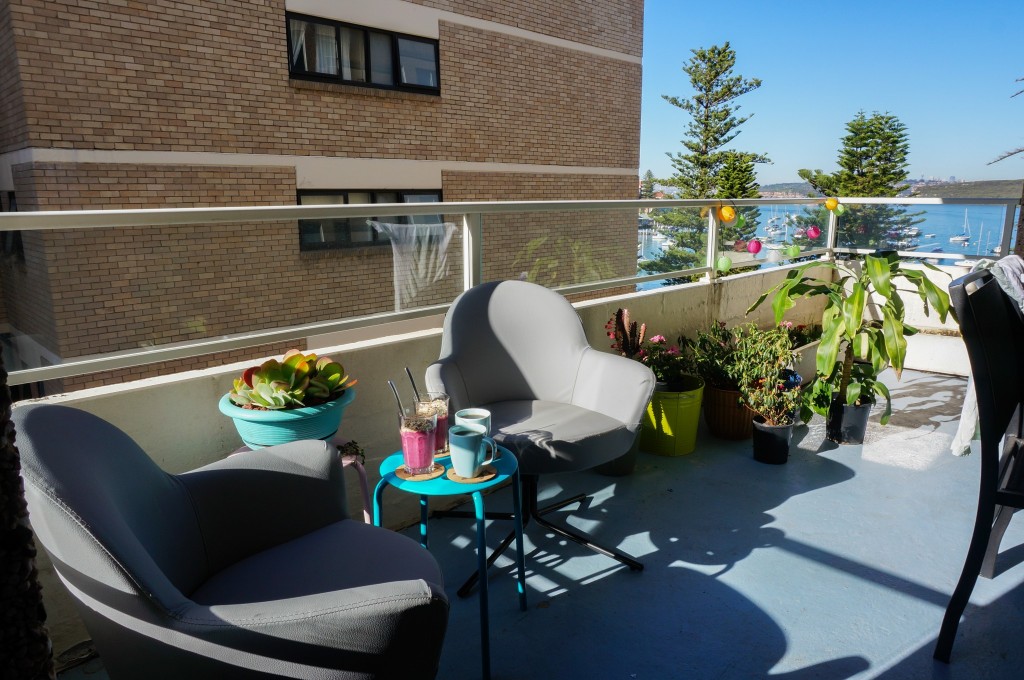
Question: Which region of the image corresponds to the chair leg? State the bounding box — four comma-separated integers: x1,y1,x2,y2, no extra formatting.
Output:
455,475,643,597
934,501,997,662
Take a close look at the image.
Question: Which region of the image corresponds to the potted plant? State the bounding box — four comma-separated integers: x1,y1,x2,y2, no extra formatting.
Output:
781,321,823,386
691,322,754,440
603,309,704,461
218,349,358,449
748,252,953,444
733,326,803,464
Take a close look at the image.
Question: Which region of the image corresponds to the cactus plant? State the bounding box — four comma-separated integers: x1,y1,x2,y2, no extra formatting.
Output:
229,349,357,410
606,308,646,359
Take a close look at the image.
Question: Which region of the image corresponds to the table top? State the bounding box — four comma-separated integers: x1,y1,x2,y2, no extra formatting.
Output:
378,446,517,496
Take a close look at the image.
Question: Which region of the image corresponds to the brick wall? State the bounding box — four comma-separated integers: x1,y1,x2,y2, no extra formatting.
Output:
413,0,644,58
443,171,637,286
0,0,27,154
7,1,640,168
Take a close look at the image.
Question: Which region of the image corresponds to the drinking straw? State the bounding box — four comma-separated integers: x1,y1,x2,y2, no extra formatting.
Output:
405,367,422,402
387,380,404,416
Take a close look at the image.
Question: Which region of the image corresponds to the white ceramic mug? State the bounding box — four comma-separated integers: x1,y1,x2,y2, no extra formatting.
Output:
454,407,491,436
448,423,497,478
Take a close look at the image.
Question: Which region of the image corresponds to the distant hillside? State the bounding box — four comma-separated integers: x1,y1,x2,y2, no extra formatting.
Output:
758,182,815,196
910,179,1023,199
759,179,1023,199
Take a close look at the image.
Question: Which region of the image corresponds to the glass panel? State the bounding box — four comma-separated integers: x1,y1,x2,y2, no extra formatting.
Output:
298,193,345,247
339,27,366,81
637,207,707,289
397,38,438,87
369,32,394,85
404,192,441,225
290,18,339,75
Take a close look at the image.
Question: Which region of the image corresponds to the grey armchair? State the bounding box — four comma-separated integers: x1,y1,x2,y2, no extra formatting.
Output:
14,403,448,679
426,280,656,595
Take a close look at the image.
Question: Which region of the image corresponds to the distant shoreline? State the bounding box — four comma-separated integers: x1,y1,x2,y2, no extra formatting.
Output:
758,178,1023,199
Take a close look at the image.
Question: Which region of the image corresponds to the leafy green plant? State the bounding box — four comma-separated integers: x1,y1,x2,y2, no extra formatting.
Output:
690,321,743,389
747,252,953,424
229,349,357,410
732,326,801,426
639,334,697,390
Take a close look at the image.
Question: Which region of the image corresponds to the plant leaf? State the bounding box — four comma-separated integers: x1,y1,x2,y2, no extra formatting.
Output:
843,281,866,339
881,307,907,378
865,254,892,299
873,380,892,425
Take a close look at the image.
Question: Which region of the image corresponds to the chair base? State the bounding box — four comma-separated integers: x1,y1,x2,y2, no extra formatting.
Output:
446,475,643,598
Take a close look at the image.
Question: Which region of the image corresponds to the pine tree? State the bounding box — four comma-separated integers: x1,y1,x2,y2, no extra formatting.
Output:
798,111,917,250
641,43,769,282
640,170,656,199
716,152,760,244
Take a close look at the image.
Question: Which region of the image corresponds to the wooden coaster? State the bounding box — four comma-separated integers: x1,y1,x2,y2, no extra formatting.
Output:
445,464,497,484
434,450,450,460
394,463,445,482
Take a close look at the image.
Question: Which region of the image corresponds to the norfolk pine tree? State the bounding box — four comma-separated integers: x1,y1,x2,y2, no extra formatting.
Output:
643,43,769,281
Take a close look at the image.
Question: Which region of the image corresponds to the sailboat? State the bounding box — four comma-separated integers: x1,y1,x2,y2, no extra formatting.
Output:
949,209,971,245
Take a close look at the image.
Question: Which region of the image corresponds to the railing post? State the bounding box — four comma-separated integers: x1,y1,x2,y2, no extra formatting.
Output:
463,212,483,291
706,206,719,282
826,203,840,256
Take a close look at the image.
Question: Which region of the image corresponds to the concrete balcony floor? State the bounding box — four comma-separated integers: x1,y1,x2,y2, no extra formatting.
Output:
58,369,1024,679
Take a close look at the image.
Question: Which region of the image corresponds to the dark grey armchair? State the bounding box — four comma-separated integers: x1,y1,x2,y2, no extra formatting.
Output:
426,280,656,595
14,403,448,679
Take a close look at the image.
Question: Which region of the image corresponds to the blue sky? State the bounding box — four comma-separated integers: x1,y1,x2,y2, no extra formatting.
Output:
640,0,1024,185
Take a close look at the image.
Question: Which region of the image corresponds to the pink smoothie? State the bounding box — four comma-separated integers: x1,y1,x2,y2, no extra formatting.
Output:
434,413,449,455
400,428,435,474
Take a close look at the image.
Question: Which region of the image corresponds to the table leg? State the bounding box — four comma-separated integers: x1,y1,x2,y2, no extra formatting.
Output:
372,480,387,527
472,491,490,680
420,495,429,549
511,468,528,611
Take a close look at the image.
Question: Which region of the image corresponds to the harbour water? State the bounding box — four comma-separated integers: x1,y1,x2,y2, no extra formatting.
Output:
637,202,1021,289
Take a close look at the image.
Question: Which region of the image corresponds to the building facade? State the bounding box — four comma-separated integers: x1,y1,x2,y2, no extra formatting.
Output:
0,0,643,390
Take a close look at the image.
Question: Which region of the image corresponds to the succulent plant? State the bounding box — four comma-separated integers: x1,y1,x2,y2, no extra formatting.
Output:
606,308,646,359
228,349,357,410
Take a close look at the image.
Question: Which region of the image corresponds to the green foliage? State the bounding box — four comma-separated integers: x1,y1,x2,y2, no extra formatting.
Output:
229,349,357,410
733,326,802,426
799,111,910,198
716,152,761,244
640,170,656,199
690,321,745,389
513,235,616,287
663,42,769,200
604,312,696,389
747,253,953,425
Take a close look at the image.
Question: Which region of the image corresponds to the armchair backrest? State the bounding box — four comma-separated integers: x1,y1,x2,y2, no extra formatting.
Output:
14,404,203,609
949,269,1024,444
433,280,590,409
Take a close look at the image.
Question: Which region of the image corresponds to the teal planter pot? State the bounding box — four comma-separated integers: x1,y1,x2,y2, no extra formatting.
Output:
219,388,356,449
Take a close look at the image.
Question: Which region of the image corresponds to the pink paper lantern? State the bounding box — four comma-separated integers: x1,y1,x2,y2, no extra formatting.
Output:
807,225,821,239
747,239,763,254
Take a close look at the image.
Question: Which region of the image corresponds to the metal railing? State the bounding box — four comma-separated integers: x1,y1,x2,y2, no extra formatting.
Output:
0,196,1017,385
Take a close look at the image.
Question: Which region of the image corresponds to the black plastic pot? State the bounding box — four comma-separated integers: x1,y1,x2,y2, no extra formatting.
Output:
826,398,872,444
752,417,793,464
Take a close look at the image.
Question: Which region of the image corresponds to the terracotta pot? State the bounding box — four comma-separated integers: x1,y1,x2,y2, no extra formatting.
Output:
702,385,753,440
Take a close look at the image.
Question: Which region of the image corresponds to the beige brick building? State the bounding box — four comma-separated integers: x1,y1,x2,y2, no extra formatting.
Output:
0,0,643,390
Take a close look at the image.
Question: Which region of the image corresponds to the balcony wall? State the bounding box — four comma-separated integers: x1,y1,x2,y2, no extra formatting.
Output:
17,261,971,658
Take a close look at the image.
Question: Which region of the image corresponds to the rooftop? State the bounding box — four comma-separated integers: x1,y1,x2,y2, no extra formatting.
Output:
58,368,1024,679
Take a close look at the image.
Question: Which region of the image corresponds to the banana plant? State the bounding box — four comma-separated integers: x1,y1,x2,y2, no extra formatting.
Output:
747,252,953,425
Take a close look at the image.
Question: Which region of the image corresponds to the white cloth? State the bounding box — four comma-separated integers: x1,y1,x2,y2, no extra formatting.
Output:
951,255,1024,455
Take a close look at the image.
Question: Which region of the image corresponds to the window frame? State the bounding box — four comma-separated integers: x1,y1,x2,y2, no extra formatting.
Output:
286,12,440,95
297,189,443,251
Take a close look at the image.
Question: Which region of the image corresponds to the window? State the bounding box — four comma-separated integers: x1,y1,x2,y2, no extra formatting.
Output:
298,190,442,251
287,13,439,94
1,192,21,260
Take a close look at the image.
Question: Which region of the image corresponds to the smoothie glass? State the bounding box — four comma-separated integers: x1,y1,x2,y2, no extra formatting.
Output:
399,408,437,475
415,392,450,456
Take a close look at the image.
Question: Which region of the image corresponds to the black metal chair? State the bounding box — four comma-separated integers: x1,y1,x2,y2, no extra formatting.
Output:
935,269,1024,662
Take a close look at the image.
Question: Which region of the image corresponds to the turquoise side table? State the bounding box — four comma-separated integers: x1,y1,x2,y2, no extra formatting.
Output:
373,447,527,680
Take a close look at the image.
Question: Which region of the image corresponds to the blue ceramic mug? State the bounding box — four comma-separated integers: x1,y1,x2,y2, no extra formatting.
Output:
448,423,497,478
454,407,491,435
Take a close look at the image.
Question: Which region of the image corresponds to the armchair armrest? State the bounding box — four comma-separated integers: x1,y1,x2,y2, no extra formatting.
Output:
426,358,471,412
571,348,656,431
178,439,348,574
